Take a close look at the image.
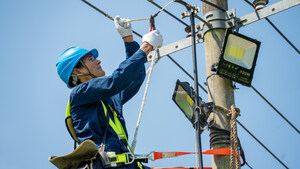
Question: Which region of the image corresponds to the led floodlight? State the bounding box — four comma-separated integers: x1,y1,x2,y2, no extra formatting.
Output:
172,80,196,124
217,30,261,87
172,80,214,128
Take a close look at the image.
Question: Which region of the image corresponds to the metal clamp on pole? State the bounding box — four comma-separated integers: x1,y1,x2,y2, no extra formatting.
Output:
196,8,238,41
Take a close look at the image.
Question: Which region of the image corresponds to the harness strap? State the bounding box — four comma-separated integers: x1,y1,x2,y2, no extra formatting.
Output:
152,148,238,161
101,101,135,154
100,101,146,168
65,100,145,168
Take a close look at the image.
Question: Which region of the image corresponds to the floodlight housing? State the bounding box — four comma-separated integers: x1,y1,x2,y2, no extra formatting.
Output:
172,80,197,125
217,30,261,87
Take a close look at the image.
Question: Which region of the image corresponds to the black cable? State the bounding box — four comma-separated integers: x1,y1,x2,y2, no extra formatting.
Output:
242,0,300,54
242,0,300,134
237,120,289,169
209,126,249,167
166,55,207,93
243,0,255,8
199,0,226,12
82,0,113,20
251,85,300,134
264,17,300,54
245,162,253,169
147,0,189,27
81,0,143,38
80,2,288,168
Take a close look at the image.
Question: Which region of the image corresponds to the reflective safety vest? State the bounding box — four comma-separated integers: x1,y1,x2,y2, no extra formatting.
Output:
65,100,144,168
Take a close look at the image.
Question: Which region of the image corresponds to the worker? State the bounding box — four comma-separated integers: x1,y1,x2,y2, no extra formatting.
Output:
56,16,163,169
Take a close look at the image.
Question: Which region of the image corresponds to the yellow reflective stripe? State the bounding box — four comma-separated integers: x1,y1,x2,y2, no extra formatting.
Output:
109,106,127,139
125,138,134,154
66,99,71,117
101,101,124,137
101,101,126,137
101,101,108,116
101,101,134,154
137,162,143,169
65,99,80,142
109,154,128,164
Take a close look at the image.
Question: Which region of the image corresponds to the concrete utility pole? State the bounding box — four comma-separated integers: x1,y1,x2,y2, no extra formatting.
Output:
202,1,234,169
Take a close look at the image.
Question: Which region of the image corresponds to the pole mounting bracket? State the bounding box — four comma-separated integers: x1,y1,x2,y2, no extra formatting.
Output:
195,8,238,41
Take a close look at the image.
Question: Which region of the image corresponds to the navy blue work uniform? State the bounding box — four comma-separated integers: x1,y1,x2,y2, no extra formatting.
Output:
70,42,147,169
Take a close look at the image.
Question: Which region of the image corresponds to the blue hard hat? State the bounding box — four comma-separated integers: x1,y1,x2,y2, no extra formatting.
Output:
56,47,98,88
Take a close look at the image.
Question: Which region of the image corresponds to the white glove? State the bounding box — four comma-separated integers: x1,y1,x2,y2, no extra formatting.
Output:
142,30,163,49
114,15,132,38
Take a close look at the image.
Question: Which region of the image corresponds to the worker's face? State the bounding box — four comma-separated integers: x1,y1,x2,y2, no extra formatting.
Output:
81,54,105,78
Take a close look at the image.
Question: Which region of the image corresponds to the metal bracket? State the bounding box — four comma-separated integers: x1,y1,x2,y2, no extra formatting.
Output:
196,8,237,40
200,102,214,117
181,6,201,18
147,9,237,61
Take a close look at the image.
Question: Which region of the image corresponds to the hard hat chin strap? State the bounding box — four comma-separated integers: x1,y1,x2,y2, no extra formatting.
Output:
78,60,97,78
71,60,97,85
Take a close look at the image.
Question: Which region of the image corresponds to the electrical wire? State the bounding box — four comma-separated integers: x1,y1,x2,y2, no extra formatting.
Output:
123,18,150,24
264,17,300,54
206,73,216,125
153,0,176,17
242,0,300,54
237,120,289,169
81,0,143,38
251,85,300,134
166,55,207,93
80,1,289,168
239,0,300,134
124,0,176,24
82,0,113,20
201,0,300,54
147,0,189,27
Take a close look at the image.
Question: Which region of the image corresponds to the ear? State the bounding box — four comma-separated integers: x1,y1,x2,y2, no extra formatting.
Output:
73,68,83,75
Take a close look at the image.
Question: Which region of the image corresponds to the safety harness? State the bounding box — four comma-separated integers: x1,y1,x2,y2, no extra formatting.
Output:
50,99,243,169
65,100,147,168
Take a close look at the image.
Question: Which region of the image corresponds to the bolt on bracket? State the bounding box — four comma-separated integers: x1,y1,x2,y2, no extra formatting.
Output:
194,8,238,42
181,6,201,18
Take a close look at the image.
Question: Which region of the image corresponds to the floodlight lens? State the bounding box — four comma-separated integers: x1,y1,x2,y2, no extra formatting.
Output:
224,34,258,70
174,85,195,120
228,46,245,59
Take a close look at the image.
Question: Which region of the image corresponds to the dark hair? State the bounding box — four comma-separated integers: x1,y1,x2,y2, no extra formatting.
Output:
68,53,94,87
68,60,84,87
75,60,84,69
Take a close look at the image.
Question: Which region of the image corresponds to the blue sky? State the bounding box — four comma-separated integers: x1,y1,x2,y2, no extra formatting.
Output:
0,0,299,168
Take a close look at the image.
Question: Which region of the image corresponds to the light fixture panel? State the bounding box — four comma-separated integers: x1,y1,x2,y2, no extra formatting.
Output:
173,85,195,119
172,80,196,124
224,34,258,70
217,31,261,87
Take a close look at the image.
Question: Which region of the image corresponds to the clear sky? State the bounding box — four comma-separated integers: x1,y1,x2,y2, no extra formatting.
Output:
0,0,299,168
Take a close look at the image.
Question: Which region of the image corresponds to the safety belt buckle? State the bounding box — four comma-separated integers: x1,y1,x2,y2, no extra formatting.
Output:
134,154,149,163
108,152,134,166
125,153,135,165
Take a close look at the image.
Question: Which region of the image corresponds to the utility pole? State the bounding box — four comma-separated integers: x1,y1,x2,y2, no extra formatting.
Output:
202,1,234,169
